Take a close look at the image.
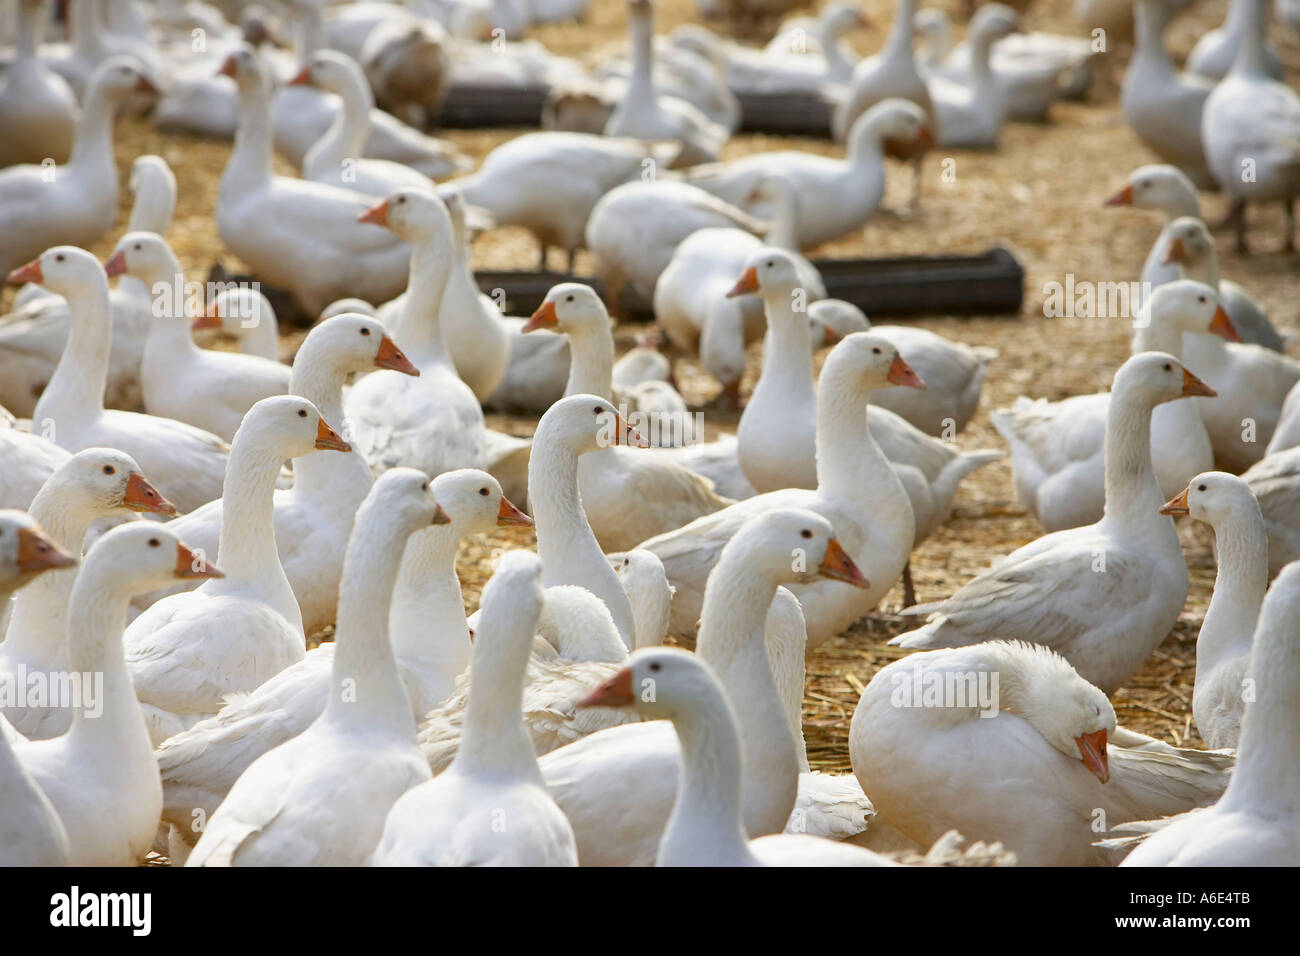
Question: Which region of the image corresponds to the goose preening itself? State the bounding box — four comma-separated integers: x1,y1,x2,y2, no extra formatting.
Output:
373,551,580,867
0,449,174,740
1120,561,1300,866
124,396,351,745
992,281,1238,532
833,0,933,147
1160,472,1267,750
0,0,78,168
539,508,870,865
895,353,1211,694
12,523,223,866
185,469,445,866
851,641,1232,866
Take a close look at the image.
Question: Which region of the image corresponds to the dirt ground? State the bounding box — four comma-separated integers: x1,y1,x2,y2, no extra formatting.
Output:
22,0,1300,773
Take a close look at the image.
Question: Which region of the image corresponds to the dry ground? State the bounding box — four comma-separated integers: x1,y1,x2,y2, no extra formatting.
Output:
14,0,1300,773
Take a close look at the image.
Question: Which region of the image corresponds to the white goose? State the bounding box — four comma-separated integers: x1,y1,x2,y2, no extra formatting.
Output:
193,287,281,361
765,2,867,83
215,45,411,317
0,0,78,168
344,190,487,478
539,508,869,865
636,332,917,649
894,353,1209,695
124,396,350,745
1121,561,1300,866
0,56,156,279
13,524,222,866
0,449,173,740
522,283,730,552
11,247,233,514
134,313,418,636
1241,446,1300,576
1186,0,1285,82
108,232,291,443
991,281,1238,532
0,411,69,511
832,0,932,146
155,469,524,853
1103,163,1205,291
851,640,1231,866
373,551,580,866
185,469,443,866
922,4,1016,149
0,512,74,867
1160,472,1267,750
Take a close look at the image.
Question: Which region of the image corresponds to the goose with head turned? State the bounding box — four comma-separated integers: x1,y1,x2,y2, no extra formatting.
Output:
894,353,1211,695
0,511,75,867
851,640,1231,866
0,449,174,740
0,57,157,278
10,247,233,515
13,524,223,866
131,313,419,635
193,287,282,362
833,0,933,146
991,282,1238,533
0,153,177,417
124,396,351,746
1103,164,1204,292
1186,0,1285,82
1121,561,1300,866
1160,472,1267,750
522,283,730,552
374,551,580,867
156,469,525,855
0,0,78,168
634,330,916,650
106,232,291,443
185,469,446,866
540,508,870,865
344,189,487,478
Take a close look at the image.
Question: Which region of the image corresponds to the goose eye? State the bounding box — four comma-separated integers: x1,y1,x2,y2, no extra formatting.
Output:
565,295,574,303
397,196,406,204
134,243,142,251
872,347,881,354
593,406,602,415
800,529,812,539
102,465,115,475
649,661,661,672
421,481,429,492
297,409,308,418
1198,484,1206,492
360,328,370,336
766,260,774,268
479,487,489,496
1163,363,1172,371
148,538,160,547
1198,296,1206,303
55,254,64,262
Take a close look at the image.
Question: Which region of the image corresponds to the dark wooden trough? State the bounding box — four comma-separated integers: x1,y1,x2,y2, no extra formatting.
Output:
437,83,551,128
734,91,835,137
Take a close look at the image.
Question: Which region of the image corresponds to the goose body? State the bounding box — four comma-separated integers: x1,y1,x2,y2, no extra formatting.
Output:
1241,446,1300,577
833,0,933,144
0,0,77,168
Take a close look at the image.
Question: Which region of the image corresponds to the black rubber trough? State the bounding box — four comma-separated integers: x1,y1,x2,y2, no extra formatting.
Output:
437,83,551,128
735,91,835,137
475,246,1024,321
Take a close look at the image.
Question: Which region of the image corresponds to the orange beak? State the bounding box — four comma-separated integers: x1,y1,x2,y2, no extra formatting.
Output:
578,666,635,707
8,258,42,285
431,503,451,525
16,527,76,573
1162,237,1188,266
818,537,869,589
915,125,935,149
1104,183,1134,207
497,496,533,527
358,200,389,226
887,354,926,389
288,66,313,86
217,54,238,78
104,250,128,278
1159,486,1190,516
615,413,650,448
315,417,351,452
523,299,559,333
822,324,843,347
1075,729,1109,783
135,74,160,95
1182,367,1216,398
123,472,177,516
374,335,419,376
726,266,760,298
192,301,223,332
175,542,224,579
1209,305,1240,343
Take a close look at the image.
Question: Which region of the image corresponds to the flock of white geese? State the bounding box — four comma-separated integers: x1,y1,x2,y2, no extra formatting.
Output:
0,0,1298,868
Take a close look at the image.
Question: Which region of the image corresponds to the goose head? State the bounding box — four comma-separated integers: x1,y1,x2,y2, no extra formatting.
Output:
7,246,107,298
87,55,160,101
999,641,1115,783
1144,280,1239,341
852,99,933,157
523,283,608,336
366,467,451,531
536,394,648,452
912,9,952,61
1160,216,1214,268
88,522,225,589
580,645,713,714
726,249,804,303
808,299,871,348
969,3,1019,43
1159,471,1256,525
825,1,870,34
1112,351,1216,406
193,288,278,338
104,231,181,291
1104,164,1197,212
128,156,177,234
296,313,419,377
288,48,364,96
431,468,532,535
0,511,76,590
358,189,449,242
235,395,351,458
826,332,927,390
216,44,272,95
52,449,176,518
729,507,869,590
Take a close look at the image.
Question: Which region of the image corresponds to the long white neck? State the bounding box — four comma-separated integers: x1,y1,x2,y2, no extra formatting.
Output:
763,187,801,252
34,276,112,428
1230,0,1268,76
966,23,1001,85
765,588,811,771
216,433,296,595
1131,308,1185,357
143,261,201,361
626,7,655,104
1199,501,1269,677
846,110,891,174
298,2,325,56
304,73,373,176
14,2,38,61
288,348,374,502
1177,249,1220,285
66,77,119,185
1100,385,1168,531
69,0,109,60
696,551,799,837
399,227,454,365
752,289,814,417
127,183,176,236
1132,0,1176,74
884,0,918,58
563,326,615,401
223,75,274,192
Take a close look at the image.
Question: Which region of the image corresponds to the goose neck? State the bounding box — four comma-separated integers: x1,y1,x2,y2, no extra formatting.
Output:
15,1,38,59
885,0,919,54
1200,506,1269,674
34,279,111,426
763,188,800,252
66,79,119,177
64,565,138,735
225,77,274,189
455,601,539,781
288,358,375,501
627,6,655,96
306,77,372,173
756,293,815,400
563,327,616,401
388,524,473,706
1132,0,1175,72
1230,0,1268,76
1131,312,1185,357
1100,386,1166,529
530,443,594,570
398,231,453,363
215,437,291,581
